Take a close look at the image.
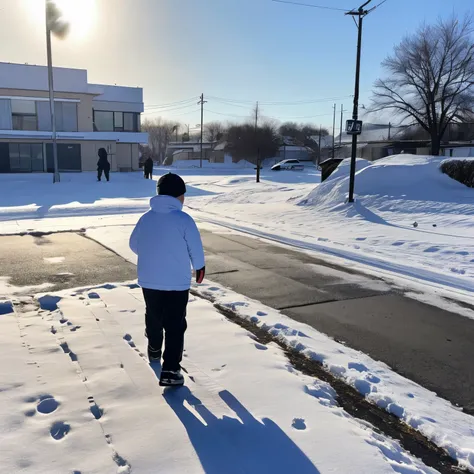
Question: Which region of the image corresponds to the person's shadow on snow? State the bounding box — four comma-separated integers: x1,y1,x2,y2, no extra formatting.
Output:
163,386,320,474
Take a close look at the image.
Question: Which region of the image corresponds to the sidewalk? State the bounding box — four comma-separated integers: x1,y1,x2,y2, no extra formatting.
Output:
0,283,435,473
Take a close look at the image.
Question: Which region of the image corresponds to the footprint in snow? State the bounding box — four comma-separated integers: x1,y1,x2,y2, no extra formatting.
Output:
367,374,381,384
348,362,368,373
254,343,268,351
38,295,61,311
292,418,307,431
354,379,372,396
37,396,59,415
451,268,466,275
50,421,70,440
424,246,440,253
88,396,103,420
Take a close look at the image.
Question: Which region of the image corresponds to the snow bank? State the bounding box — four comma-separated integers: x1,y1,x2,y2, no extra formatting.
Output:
192,282,474,473
301,155,472,213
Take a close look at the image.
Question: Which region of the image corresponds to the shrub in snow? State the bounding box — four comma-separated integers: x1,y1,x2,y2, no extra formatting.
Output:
441,159,474,188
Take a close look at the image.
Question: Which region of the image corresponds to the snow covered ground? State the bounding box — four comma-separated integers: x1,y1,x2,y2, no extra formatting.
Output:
84,226,474,473
0,283,439,473
2,155,472,293
183,155,474,293
1,155,474,471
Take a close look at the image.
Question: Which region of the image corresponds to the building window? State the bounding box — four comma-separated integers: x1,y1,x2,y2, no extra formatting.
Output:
9,143,44,172
124,112,136,132
56,102,78,132
114,112,124,131
93,110,114,131
12,100,37,131
93,110,140,132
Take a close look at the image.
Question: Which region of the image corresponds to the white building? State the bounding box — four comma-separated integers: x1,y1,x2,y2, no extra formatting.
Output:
0,62,148,173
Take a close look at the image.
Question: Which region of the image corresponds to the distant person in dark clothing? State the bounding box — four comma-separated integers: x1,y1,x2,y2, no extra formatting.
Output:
144,156,154,179
97,148,110,182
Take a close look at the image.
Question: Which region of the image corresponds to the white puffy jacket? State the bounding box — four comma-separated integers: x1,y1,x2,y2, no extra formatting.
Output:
129,195,205,291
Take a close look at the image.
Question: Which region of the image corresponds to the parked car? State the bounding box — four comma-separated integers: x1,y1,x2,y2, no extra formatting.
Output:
271,159,304,171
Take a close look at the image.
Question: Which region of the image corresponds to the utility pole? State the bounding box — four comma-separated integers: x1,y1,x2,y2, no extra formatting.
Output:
198,93,207,168
255,101,260,183
339,104,344,147
388,122,391,140
332,103,336,159
45,1,59,183
318,125,322,164
346,1,372,203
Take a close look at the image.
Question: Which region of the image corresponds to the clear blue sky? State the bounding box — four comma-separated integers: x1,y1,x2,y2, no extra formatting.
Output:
0,0,472,130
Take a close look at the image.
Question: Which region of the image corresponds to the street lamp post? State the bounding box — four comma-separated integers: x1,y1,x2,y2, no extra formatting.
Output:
45,0,69,183
45,13,60,183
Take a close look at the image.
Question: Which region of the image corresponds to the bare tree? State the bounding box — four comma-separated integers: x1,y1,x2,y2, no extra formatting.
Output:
226,121,279,163
372,15,474,155
279,122,328,149
142,118,180,164
204,121,225,142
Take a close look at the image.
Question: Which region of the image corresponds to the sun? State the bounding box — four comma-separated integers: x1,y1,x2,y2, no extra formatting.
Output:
50,0,97,40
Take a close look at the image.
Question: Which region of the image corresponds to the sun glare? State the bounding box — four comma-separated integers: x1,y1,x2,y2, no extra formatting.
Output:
53,0,96,39
24,0,97,41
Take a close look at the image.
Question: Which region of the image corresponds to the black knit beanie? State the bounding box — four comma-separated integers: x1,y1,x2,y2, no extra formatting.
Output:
157,173,186,198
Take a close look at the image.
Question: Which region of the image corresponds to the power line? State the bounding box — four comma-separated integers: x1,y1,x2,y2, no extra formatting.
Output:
143,103,199,114
207,108,339,121
208,94,353,106
206,109,249,119
142,107,201,117
206,95,255,105
264,111,336,119
144,97,199,109
272,0,351,12
370,0,389,10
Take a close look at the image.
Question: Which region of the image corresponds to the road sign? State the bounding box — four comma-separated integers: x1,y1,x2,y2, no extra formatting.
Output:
346,119,363,135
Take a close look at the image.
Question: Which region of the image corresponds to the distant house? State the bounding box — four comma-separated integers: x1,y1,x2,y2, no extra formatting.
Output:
442,143,474,157
334,123,408,145
165,141,214,164
276,145,313,162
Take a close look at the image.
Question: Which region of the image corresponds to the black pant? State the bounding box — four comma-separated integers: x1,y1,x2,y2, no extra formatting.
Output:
98,168,110,181
142,288,189,371
144,171,152,179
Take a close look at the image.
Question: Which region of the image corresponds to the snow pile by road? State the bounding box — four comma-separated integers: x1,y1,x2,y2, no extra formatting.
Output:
183,155,474,292
302,155,473,223
0,283,438,473
192,281,474,473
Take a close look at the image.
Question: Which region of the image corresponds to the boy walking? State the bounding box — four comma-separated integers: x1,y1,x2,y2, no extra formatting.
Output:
129,173,205,386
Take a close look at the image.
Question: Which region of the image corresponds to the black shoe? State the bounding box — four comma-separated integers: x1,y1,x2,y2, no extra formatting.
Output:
159,370,184,387
148,345,162,363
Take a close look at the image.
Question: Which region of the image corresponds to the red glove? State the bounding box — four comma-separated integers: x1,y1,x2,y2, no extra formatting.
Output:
196,267,205,284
